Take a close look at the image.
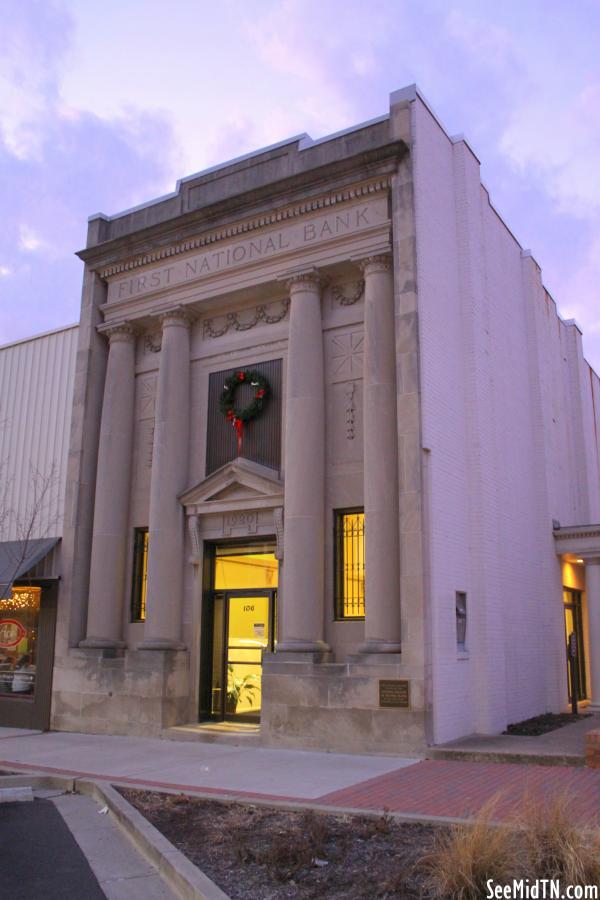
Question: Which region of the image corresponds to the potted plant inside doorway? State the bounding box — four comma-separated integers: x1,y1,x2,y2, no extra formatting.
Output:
226,665,259,714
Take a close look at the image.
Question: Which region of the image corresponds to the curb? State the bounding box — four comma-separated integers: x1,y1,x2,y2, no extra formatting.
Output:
77,780,230,900
106,779,479,828
0,765,481,826
0,771,230,900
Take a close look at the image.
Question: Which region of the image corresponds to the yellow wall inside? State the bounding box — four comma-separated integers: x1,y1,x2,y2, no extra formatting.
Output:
214,552,278,716
214,553,278,590
561,558,591,702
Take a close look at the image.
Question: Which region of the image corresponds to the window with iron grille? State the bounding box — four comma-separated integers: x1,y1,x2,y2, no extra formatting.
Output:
334,509,365,619
130,528,149,622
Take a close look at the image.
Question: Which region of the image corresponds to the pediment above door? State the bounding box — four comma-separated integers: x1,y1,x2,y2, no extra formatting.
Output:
180,457,284,515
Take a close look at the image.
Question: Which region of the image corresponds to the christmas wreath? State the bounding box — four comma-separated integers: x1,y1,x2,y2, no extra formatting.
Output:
219,369,270,453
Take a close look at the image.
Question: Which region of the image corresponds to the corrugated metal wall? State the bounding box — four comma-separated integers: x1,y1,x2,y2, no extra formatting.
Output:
0,325,78,541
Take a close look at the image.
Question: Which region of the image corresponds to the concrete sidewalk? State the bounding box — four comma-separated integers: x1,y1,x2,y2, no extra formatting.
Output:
2,727,600,826
0,728,416,800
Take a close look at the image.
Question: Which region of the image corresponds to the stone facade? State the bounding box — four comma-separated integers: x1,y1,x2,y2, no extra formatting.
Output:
46,86,600,753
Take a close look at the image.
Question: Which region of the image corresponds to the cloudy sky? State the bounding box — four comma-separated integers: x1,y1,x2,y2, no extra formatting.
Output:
1,0,599,369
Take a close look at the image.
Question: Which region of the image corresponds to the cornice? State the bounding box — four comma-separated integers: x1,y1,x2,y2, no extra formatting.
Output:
94,177,391,280
554,527,600,541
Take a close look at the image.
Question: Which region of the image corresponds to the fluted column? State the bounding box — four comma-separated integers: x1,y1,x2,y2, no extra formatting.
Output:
360,254,402,652
81,323,136,648
139,307,192,650
586,559,600,710
279,271,329,653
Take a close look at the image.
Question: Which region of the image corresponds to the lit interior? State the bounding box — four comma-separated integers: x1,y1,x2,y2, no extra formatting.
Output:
339,512,365,618
212,550,278,718
0,585,41,698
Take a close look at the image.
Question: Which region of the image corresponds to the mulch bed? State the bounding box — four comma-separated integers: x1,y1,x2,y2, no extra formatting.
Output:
118,788,444,899
503,712,591,736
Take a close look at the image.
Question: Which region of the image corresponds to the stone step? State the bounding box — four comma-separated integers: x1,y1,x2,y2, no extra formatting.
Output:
160,723,262,746
428,748,584,768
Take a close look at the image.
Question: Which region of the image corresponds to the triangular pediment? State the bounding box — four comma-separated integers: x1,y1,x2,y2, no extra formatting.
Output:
180,457,283,513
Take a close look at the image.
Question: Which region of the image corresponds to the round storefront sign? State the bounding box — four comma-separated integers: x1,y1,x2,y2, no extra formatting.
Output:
0,618,26,648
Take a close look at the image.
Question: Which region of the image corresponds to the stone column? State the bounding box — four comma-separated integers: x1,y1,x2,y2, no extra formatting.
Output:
279,271,329,653
586,558,600,711
139,307,192,650
81,323,136,648
360,254,402,652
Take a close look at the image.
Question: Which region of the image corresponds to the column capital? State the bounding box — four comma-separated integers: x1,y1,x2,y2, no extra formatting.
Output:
283,268,323,294
101,321,137,344
358,253,393,275
158,305,194,329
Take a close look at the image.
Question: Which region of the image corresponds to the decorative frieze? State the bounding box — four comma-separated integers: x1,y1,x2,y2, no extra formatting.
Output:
327,330,364,383
274,507,284,561
344,381,357,440
143,332,162,354
285,269,322,292
359,253,393,275
188,515,201,565
332,280,365,307
203,299,290,339
137,375,157,420
103,321,136,343
99,178,391,279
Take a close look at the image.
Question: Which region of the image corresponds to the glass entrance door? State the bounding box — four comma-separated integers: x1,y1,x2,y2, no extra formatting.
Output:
563,587,587,702
205,544,278,722
210,591,275,721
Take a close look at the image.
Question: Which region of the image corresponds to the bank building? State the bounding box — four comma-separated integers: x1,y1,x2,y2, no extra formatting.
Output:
1,85,599,754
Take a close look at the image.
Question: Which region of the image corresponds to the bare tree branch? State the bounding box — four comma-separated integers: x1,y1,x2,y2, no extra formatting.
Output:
0,462,62,595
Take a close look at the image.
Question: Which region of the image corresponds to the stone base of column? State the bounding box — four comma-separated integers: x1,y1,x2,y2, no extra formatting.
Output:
276,640,331,654
349,651,403,664
138,639,187,651
357,640,402,654
585,702,600,713
79,637,127,650
50,647,190,737
270,649,333,665
261,655,426,755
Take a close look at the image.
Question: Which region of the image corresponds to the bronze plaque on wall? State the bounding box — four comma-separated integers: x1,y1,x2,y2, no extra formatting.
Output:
379,679,410,709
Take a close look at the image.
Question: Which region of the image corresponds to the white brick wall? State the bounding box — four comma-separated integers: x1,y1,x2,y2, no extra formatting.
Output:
412,96,600,742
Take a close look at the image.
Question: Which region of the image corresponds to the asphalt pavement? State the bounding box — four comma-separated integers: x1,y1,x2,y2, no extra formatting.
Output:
0,797,105,900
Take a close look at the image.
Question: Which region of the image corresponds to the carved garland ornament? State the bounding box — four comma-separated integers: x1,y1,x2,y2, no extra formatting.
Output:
203,299,290,339
143,332,162,354
332,280,365,306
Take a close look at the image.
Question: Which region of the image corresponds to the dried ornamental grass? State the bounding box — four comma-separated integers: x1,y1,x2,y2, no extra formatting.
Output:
518,793,600,886
421,797,521,900
421,792,600,899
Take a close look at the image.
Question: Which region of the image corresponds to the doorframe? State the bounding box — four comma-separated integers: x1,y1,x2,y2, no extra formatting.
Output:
563,586,588,701
199,538,278,723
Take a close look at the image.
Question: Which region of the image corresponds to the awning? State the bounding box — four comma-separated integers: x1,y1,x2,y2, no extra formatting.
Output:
0,537,60,600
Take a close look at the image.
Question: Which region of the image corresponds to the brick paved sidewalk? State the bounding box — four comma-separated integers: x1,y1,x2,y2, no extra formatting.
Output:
5,757,600,826
317,759,600,824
